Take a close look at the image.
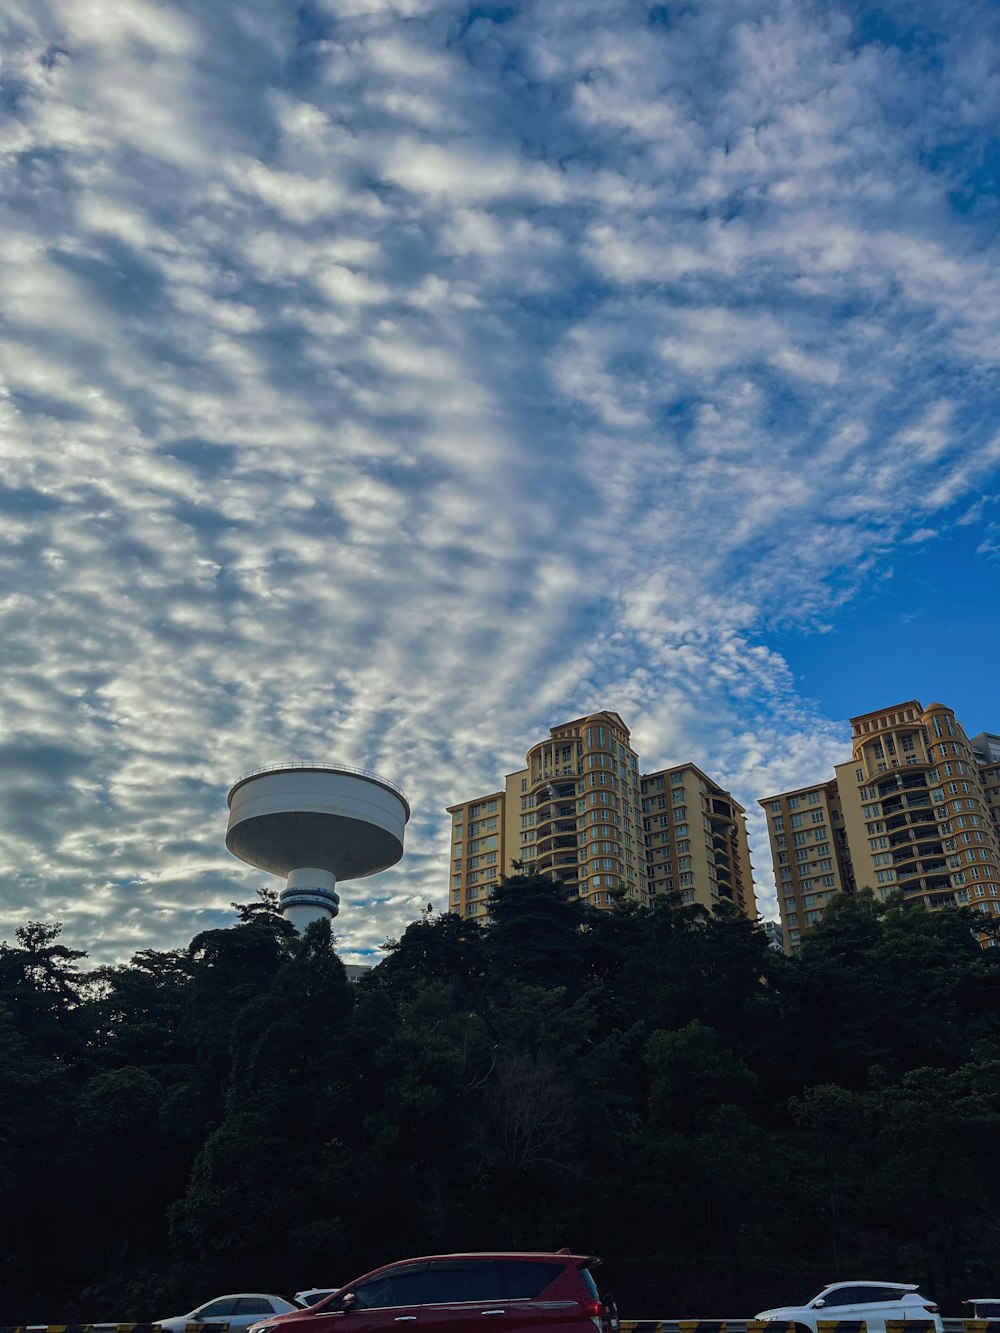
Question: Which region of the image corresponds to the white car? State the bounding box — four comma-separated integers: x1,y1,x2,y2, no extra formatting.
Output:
757,1281,943,1333
156,1294,299,1333
294,1291,339,1310
965,1301,1000,1320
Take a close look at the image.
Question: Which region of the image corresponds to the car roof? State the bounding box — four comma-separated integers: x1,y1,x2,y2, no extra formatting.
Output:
396,1252,595,1262
203,1294,291,1301
823,1283,919,1291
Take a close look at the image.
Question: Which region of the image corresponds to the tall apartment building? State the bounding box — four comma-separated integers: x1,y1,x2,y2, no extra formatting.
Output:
757,779,855,952
760,700,1000,951
971,732,1000,845
641,764,755,917
447,710,757,923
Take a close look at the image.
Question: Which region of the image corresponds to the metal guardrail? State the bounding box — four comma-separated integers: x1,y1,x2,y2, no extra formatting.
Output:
620,1321,974,1333
0,1324,231,1333
4,1317,987,1333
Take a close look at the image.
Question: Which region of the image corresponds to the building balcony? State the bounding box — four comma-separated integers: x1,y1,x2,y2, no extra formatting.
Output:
914,840,943,856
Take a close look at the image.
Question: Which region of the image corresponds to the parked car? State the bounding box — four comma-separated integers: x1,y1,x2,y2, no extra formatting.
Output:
965,1301,1000,1320
247,1252,615,1333
156,1294,299,1333
294,1291,340,1309
756,1282,943,1333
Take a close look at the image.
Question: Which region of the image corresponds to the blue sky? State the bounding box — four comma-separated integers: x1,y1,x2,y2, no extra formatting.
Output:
1,0,999,965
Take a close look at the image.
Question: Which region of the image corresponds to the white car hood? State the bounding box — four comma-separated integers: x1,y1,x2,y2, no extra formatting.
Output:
756,1307,812,1320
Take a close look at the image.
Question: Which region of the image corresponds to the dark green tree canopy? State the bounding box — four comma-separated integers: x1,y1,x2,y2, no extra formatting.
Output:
3,891,1000,1321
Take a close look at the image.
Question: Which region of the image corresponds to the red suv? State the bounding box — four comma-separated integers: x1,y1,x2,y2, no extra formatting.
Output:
249,1252,615,1333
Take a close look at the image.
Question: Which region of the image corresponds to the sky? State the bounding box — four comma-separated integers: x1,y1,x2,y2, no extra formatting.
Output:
1,0,999,968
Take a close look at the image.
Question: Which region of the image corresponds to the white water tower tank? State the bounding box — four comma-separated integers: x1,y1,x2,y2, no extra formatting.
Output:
226,764,410,932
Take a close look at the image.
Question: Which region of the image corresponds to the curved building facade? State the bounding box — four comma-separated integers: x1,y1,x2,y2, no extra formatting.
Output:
447,710,757,923
762,699,1000,952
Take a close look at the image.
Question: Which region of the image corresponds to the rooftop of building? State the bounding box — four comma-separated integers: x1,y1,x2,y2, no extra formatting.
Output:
757,777,838,806
545,708,631,738
446,791,505,814
849,699,924,725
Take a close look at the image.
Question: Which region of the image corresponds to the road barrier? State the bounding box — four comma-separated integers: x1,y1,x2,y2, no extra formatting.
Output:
622,1323,980,1333
0,1325,230,1333
5,1318,992,1333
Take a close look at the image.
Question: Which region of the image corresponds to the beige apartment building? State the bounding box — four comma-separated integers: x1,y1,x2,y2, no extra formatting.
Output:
447,710,757,923
760,700,1000,951
971,732,1000,845
757,779,856,952
641,764,755,917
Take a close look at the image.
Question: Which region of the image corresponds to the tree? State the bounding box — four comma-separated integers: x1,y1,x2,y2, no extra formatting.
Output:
0,921,91,1062
374,909,484,1001
481,871,585,996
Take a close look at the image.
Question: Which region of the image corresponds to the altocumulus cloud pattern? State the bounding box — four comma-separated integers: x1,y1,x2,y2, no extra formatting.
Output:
2,0,1000,963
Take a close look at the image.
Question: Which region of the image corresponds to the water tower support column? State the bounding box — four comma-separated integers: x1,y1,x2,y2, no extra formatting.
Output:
280,867,341,932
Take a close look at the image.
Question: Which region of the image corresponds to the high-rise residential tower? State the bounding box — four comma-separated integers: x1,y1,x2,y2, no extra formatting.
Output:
970,732,1000,845
447,710,757,922
641,764,755,917
757,778,855,952
760,700,1000,950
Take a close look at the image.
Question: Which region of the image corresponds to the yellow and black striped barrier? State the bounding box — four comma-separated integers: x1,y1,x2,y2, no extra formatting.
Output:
0,1324,231,1333
622,1323,732,1333
4,1318,988,1333
0,1327,165,1333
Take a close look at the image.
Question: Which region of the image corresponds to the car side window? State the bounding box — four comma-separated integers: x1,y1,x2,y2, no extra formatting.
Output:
200,1301,241,1318
499,1262,565,1300
235,1300,276,1316
820,1289,858,1307
855,1290,896,1305
352,1267,431,1310
423,1262,503,1303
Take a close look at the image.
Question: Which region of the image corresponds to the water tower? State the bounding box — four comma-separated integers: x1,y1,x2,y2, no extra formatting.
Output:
226,764,410,932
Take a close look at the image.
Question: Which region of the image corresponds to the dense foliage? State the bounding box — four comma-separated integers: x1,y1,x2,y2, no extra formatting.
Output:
3,878,1000,1322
